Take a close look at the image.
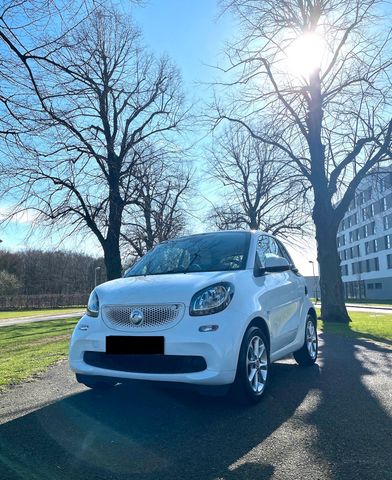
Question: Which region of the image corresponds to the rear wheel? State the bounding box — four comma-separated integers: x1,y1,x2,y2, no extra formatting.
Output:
232,326,270,404
293,314,318,366
76,374,117,390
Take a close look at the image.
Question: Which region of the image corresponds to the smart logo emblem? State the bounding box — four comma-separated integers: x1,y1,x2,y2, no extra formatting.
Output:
130,309,144,326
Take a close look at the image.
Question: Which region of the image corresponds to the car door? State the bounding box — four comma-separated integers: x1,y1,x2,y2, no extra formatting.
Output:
254,235,303,354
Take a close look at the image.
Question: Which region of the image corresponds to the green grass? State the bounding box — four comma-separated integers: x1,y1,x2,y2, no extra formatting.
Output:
0,318,78,391
0,308,84,320
318,310,392,343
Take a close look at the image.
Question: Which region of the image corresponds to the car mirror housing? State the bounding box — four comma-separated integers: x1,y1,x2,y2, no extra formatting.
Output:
255,256,291,276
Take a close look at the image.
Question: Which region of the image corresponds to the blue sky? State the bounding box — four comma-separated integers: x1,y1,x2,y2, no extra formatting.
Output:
132,0,233,88
0,0,317,274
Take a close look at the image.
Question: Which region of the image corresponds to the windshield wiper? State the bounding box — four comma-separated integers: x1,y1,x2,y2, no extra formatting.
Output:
183,252,200,274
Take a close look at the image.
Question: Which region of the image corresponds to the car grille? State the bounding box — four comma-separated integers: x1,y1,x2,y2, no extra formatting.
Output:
102,304,184,331
84,352,207,374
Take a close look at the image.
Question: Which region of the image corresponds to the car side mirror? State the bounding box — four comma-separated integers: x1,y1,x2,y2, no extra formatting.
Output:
254,256,291,276
264,256,291,273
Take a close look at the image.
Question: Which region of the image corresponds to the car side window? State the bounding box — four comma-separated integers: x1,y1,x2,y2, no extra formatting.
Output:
276,240,295,268
256,235,270,268
268,237,282,257
255,235,282,268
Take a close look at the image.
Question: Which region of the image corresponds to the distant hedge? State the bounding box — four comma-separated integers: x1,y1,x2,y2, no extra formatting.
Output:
0,293,88,310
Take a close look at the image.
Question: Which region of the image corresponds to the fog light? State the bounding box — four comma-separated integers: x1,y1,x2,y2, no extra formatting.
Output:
78,324,89,331
199,325,219,332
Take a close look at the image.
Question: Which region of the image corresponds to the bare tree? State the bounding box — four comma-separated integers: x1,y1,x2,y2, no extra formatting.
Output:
0,6,188,279
215,0,392,322
121,148,192,261
207,126,309,237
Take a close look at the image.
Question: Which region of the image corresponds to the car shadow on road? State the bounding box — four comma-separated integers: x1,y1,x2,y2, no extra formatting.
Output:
0,334,391,480
0,362,318,479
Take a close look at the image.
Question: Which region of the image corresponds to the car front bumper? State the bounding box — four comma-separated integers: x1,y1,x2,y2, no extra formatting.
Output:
69,312,241,386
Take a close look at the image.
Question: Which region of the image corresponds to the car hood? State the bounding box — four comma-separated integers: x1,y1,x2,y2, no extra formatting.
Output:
95,271,246,306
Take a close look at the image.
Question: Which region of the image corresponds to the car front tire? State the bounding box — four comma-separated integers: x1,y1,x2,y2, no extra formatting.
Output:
232,326,270,404
293,314,318,366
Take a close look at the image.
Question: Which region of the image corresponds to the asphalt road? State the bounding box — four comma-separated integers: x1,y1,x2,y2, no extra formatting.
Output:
0,333,391,480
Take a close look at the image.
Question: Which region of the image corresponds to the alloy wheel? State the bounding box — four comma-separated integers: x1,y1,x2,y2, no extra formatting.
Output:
306,318,317,359
246,335,268,394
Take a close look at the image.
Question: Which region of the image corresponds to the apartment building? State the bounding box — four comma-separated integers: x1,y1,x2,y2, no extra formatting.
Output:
337,167,392,300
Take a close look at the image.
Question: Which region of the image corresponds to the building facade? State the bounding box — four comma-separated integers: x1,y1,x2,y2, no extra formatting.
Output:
337,167,392,300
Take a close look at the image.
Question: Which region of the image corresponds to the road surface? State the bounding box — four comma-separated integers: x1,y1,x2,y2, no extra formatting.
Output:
0,333,391,479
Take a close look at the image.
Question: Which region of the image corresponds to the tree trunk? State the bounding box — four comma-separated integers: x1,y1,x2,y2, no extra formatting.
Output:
313,205,350,323
103,236,122,280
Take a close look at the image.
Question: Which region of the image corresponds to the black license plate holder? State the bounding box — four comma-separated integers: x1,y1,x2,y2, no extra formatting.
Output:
106,336,164,355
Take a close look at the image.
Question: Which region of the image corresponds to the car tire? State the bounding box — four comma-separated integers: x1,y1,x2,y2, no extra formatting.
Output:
231,326,270,404
76,374,117,390
293,314,318,366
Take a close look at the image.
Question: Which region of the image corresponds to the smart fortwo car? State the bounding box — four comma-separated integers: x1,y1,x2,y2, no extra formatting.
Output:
69,231,318,403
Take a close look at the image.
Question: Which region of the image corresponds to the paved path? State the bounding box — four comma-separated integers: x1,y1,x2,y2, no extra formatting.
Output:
314,303,392,314
0,333,391,480
0,311,84,327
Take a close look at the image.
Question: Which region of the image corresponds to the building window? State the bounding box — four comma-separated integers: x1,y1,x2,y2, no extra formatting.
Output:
362,208,367,221
380,197,387,212
383,215,391,231
387,254,392,269
387,193,392,209
367,283,374,290
375,257,379,271
364,188,372,201
338,235,346,247
386,235,392,249
374,283,382,290
349,231,354,242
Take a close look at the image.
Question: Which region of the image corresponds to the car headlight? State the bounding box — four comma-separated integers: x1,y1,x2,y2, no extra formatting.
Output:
86,289,99,317
190,282,234,316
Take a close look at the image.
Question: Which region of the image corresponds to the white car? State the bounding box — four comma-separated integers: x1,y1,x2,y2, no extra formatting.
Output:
69,230,318,403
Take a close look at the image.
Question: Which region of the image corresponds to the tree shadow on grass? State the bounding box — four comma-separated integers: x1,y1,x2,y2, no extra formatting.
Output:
322,321,392,346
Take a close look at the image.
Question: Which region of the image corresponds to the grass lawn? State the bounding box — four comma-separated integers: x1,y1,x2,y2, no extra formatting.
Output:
0,318,78,391
0,308,84,320
318,310,392,343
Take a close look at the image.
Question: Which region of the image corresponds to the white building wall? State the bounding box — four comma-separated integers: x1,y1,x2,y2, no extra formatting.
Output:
337,167,392,300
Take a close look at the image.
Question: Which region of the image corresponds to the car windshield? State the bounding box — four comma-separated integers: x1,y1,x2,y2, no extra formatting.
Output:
125,232,251,276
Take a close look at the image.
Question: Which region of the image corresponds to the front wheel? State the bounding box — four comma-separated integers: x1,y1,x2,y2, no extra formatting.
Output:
293,314,318,366
231,326,270,404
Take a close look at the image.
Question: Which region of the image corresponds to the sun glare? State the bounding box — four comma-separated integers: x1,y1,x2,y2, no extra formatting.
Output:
287,32,326,78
